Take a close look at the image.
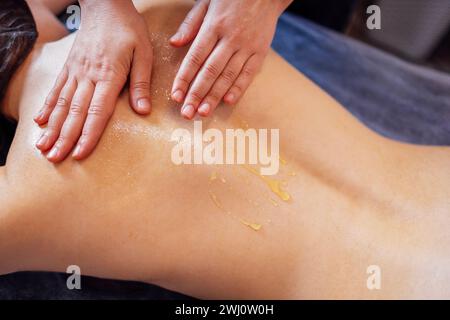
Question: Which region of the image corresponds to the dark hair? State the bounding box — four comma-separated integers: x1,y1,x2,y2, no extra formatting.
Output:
0,0,38,165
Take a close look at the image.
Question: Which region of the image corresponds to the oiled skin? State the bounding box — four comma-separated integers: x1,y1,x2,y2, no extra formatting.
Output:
1,0,450,299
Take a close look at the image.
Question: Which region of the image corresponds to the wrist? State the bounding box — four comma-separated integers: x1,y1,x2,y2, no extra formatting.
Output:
79,0,135,13
275,0,293,14
78,0,139,28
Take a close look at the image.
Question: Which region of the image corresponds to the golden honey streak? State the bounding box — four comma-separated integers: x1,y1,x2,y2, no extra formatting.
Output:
209,171,218,182
240,219,262,231
243,165,291,201
208,191,223,210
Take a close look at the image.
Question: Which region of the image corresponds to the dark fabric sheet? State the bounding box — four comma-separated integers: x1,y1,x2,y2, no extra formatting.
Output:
272,13,450,145
0,272,190,300
1,13,449,300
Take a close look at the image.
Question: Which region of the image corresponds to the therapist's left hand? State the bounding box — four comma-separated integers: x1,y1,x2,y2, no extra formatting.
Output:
170,0,292,119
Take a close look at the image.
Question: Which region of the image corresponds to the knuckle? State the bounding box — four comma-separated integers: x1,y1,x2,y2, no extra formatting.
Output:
132,81,150,91
188,51,204,68
69,103,84,116
87,104,105,116
204,63,219,78
94,60,104,71
56,97,69,109
221,68,237,84
188,90,204,103
95,62,115,78
78,55,89,68
241,67,254,78
207,90,222,102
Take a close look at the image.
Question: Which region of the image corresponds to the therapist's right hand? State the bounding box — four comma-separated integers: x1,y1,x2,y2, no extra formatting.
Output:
34,0,153,163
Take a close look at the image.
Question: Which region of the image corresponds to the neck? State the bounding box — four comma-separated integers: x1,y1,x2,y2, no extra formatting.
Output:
2,32,75,123
1,47,40,122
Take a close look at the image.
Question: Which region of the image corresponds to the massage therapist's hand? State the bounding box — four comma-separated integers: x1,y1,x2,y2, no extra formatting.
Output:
170,0,292,119
34,0,153,162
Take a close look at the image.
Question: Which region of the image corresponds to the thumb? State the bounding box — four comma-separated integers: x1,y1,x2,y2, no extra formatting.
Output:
129,45,153,115
170,0,209,47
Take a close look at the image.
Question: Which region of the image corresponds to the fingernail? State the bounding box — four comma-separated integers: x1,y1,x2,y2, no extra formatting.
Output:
137,98,151,113
198,103,211,116
47,147,59,160
36,134,48,149
34,111,43,122
170,33,182,43
181,105,195,119
172,89,184,103
225,93,235,104
72,144,82,158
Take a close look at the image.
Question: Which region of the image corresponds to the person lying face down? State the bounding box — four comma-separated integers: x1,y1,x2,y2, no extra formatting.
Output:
1,0,450,299
31,0,293,164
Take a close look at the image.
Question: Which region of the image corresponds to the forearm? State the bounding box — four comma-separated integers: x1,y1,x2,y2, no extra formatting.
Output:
25,0,69,42
36,0,78,15
78,0,140,28
79,0,136,14
276,0,294,13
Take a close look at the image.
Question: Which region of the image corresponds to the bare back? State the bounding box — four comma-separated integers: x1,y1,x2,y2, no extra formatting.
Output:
2,0,450,299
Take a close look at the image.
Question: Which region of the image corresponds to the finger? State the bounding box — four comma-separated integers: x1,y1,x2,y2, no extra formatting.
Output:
197,51,247,117
72,81,122,160
171,27,218,104
36,78,77,152
34,67,68,125
170,0,209,47
46,81,95,163
224,54,263,105
181,42,234,119
129,45,153,115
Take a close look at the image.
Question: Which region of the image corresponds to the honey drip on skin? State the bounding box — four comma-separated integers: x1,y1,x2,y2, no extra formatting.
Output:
204,115,295,229
243,165,291,202
240,219,262,231
209,171,218,183
208,172,262,231
269,198,279,207
208,190,223,210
